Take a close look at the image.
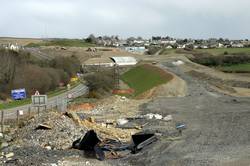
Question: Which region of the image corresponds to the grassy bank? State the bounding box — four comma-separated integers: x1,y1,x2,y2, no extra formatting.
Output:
159,48,177,55
0,98,31,110
121,64,172,96
218,63,250,73
197,48,250,55
26,39,95,48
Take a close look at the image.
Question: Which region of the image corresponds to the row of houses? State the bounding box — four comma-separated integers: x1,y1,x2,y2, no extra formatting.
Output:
94,35,250,50
126,38,250,49
0,43,21,52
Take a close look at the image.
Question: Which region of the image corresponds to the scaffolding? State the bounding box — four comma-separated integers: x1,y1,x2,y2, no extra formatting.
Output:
113,63,120,89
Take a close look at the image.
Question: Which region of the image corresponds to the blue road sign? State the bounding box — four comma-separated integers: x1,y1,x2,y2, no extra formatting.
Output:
11,88,27,100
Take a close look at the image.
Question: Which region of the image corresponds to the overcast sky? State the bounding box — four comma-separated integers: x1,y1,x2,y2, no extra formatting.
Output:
0,0,250,39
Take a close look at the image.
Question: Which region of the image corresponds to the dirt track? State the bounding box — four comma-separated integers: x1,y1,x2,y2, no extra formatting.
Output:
120,61,250,166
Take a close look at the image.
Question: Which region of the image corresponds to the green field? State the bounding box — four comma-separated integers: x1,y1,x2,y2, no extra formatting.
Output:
159,48,250,56
197,48,250,55
0,98,31,110
218,63,250,73
26,39,95,48
121,64,172,96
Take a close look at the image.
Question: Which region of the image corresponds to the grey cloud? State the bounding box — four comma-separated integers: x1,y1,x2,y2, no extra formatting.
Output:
0,0,249,39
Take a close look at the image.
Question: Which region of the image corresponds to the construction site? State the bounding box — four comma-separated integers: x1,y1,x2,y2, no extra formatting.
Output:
0,38,250,166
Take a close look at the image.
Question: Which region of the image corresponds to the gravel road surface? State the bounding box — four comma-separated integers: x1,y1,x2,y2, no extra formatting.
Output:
121,61,250,166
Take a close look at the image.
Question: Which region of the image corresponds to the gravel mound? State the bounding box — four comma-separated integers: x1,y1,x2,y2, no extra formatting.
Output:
14,111,87,150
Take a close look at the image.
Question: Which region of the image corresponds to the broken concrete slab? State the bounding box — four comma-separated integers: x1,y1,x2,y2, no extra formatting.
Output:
5,152,14,158
73,130,158,161
36,123,52,130
144,113,163,120
116,118,128,126
131,133,157,153
1,142,9,149
163,115,173,121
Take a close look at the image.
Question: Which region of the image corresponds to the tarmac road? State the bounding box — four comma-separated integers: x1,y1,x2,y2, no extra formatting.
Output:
1,84,88,120
121,61,250,166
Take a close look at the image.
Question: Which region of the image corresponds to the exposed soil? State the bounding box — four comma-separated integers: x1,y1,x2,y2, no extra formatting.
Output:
119,61,250,166
136,75,187,100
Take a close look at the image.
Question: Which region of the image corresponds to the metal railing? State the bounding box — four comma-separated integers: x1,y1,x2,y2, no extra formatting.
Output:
0,86,88,135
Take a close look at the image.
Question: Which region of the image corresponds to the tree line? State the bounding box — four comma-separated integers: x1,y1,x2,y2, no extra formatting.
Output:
191,53,250,67
0,49,80,100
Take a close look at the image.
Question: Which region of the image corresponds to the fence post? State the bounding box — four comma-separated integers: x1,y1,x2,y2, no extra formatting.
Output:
1,110,4,135
65,97,68,111
28,107,31,118
56,97,58,110
16,110,19,127
37,106,40,115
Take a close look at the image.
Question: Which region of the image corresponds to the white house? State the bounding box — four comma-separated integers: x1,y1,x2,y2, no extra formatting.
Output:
7,43,19,51
232,43,244,48
166,45,173,49
218,43,224,48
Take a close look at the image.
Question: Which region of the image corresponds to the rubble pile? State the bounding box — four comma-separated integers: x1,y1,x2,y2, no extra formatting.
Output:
66,111,137,142
81,119,136,142
85,95,148,120
69,103,95,112
15,111,87,150
0,94,177,164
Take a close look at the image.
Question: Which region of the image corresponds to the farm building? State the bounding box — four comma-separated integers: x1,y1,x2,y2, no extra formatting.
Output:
83,56,137,67
110,56,137,66
83,57,115,67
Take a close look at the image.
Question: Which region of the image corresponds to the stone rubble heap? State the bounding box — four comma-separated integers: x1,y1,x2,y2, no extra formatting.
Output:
14,111,87,150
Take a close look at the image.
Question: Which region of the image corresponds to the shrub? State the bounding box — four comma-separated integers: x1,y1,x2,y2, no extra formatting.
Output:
190,54,250,66
44,68,61,89
0,49,80,99
84,69,114,98
50,56,81,77
13,65,52,95
146,46,161,55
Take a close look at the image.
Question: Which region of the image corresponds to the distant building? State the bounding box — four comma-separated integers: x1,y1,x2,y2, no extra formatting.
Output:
166,45,173,49
83,56,137,67
218,43,225,48
124,46,146,54
83,57,115,67
6,43,20,51
160,40,176,45
110,56,137,66
232,43,244,48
